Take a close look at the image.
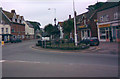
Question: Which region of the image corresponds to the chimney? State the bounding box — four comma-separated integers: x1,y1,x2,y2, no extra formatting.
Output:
11,10,16,13
69,15,71,19
0,7,2,24
75,11,77,17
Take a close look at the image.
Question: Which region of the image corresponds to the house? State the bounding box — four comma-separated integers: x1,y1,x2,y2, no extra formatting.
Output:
97,2,120,42
0,7,11,43
24,21,34,39
76,2,106,41
2,9,25,40
27,21,41,39
77,12,91,41
76,11,98,41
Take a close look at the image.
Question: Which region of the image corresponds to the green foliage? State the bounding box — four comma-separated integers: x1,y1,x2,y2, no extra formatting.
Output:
44,24,54,35
63,19,74,34
44,24,60,38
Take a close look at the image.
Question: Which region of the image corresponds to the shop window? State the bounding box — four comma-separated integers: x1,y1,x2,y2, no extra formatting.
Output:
113,27,116,39
100,36,106,39
106,31,109,39
100,28,105,34
87,30,90,37
82,30,84,37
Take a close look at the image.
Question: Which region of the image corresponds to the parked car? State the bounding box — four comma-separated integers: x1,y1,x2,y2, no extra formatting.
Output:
79,37,99,46
11,38,22,43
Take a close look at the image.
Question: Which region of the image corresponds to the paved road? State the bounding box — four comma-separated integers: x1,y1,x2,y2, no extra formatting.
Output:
2,40,118,77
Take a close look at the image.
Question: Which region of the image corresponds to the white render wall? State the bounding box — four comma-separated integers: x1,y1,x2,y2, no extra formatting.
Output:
0,24,11,34
24,22,34,35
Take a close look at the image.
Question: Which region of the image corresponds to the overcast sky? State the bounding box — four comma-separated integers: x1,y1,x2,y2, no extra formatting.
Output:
0,0,107,28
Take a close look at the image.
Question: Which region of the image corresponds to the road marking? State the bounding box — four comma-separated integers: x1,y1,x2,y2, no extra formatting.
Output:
0,60,6,62
1,60,50,64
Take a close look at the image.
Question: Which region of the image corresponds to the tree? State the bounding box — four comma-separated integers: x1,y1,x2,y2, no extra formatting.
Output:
44,24,60,39
44,24,54,36
63,19,74,39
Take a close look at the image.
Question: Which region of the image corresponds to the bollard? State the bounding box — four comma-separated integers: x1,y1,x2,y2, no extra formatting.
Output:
1,41,4,46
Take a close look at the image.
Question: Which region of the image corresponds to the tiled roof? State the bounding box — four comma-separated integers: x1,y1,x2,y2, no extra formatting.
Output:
1,10,11,24
97,2,119,12
2,10,14,19
26,21,34,28
2,9,24,24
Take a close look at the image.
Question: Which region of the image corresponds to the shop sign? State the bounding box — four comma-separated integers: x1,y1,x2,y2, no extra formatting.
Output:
98,24,110,28
78,25,86,28
111,23,119,26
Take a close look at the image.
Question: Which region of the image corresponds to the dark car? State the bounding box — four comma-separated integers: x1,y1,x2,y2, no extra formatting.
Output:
11,38,22,43
79,37,99,46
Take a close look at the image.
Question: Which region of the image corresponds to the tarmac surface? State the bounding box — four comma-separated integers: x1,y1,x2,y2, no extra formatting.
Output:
1,40,119,77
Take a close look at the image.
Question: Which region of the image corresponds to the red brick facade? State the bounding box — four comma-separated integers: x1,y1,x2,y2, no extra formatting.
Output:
11,22,25,39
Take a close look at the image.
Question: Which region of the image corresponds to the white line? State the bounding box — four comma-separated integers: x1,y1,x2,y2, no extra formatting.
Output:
0,60,6,63
0,60,50,64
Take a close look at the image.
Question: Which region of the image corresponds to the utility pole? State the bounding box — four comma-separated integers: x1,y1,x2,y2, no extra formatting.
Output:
73,0,78,46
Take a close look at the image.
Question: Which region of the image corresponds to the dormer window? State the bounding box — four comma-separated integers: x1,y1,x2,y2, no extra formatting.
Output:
12,18,15,22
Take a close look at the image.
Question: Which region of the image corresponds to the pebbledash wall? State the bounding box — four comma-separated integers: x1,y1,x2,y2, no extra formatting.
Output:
97,5,120,42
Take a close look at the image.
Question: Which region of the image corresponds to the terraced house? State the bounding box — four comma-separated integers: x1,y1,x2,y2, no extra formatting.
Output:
2,9,25,40
97,2,120,42
0,7,11,42
24,21,34,39
76,2,104,41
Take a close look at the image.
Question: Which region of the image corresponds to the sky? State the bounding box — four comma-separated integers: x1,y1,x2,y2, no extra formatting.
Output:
0,0,108,28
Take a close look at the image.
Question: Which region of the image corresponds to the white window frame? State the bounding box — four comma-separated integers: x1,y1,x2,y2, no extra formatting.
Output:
114,12,118,20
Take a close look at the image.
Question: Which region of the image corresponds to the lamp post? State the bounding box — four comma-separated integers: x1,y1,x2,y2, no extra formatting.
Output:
73,0,78,46
48,8,57,26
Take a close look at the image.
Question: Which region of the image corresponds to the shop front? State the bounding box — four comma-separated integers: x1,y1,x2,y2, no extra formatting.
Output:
98,23,120,42
78,25,91,40
0,34,12,43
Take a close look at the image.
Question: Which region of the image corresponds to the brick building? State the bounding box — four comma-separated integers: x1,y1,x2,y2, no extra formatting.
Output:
2,9,25,40
76,10,98,41
97,2,120,42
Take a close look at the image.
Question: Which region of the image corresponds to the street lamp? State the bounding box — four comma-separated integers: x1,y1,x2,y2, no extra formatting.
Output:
73,0,78,46
48,8,57,26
